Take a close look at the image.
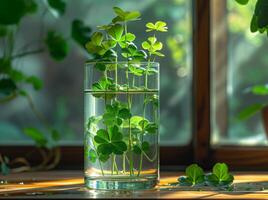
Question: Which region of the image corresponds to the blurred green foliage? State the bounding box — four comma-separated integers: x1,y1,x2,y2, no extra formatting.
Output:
0,0,91,174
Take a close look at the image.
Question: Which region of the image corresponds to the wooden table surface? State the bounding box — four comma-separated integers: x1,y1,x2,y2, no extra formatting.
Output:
1,171,268,199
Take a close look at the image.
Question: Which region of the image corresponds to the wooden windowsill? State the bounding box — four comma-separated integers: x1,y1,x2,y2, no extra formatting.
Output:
1,171,268,199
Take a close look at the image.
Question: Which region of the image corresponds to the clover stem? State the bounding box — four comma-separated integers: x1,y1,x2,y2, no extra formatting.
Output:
127,91,134,176
112,154,118,174
115,56,118,95
143,150,157,162
137,153,143,176
111,154,114,175
137,58,152,176
92,141,104,176
123,153,126,174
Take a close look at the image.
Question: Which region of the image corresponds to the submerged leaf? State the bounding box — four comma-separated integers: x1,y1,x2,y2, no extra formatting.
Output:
94,125,127,156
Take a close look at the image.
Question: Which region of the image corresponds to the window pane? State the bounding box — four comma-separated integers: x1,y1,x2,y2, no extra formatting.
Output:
0,0,192,146
211,0,268,145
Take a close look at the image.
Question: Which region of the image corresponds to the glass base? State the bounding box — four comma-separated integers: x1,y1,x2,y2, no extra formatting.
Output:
85,176,158,190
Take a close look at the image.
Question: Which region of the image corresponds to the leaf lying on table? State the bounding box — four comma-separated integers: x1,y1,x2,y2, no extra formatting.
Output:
177,162,234,188
178,164,205,186
205,163,234,186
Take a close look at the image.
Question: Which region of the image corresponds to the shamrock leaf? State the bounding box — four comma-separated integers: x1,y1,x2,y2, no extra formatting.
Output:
122,43,147,61
120,33,136,47
128,65,146,76
102,102,130,127
45,31,68,61
86,32,109,55
142,37,164,57
178,164,205,186
94,125,127,155
205,163,234,186
118,108,132,119
108,24,124,45
92,77,116,99
133,141,150,154
99,153,110,162
112,7,141,23
146,21,168,32
71,19,92,47
107,24,136,48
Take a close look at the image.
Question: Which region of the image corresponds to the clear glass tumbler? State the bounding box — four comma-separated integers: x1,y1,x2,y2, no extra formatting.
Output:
84,61,159,190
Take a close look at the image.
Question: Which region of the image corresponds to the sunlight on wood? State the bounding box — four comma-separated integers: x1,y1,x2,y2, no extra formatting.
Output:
1,172,268,199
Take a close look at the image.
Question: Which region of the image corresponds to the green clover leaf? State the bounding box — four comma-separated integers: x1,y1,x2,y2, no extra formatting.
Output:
85,32,108,55
107,24,136,48
112,7,141,23
142,37,164,57
92,77,116,99
94,125,127,155
179,164,205,186
205,163,234,186
146,21,168,32
102,102,130,127
122,43,147,61
128,65,146,76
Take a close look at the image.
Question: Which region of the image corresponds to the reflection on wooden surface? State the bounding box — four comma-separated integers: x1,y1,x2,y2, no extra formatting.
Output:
1,171,268,199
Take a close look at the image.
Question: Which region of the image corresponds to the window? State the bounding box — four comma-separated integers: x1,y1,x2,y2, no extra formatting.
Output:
2,0,268,170
211,0,268,146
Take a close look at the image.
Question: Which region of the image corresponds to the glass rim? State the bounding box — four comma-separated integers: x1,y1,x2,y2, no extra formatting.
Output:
85,60,159,66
